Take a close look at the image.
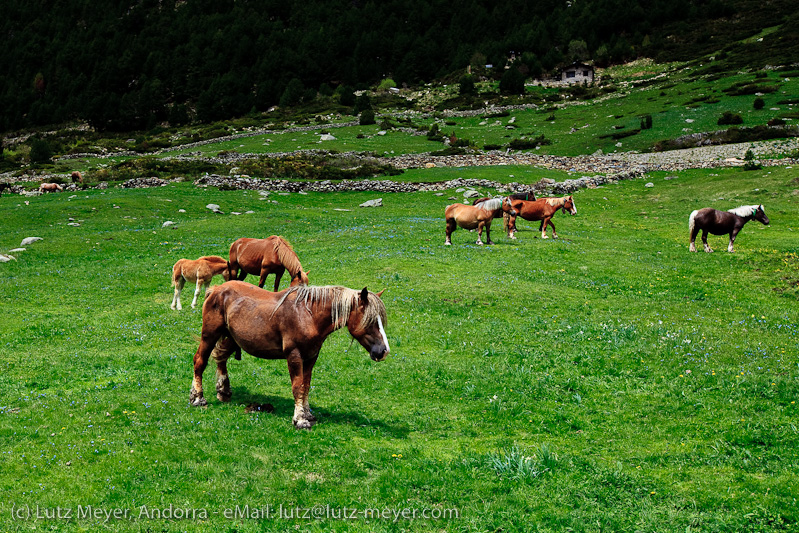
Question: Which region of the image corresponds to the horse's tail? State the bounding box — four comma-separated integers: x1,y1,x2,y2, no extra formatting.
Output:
688,210,698,234
503,211,511,234
172,260,184,286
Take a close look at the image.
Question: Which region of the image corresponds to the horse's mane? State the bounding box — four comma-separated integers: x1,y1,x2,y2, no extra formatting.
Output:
728,205,761,217
474,198,503,211
544,197,566,207
273,285,386,329
273,236,303,276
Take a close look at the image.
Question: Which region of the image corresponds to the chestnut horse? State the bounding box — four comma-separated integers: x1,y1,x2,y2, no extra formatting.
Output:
445,197,517,246
189,281,389,429
228,236,310,290
171,255,231,310
689,205,769,253
504,195,577,239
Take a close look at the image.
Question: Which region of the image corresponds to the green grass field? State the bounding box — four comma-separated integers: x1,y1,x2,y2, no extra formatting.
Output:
1,163,798,531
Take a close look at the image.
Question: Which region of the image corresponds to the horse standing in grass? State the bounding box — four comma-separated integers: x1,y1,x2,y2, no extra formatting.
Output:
39,183,63,193
228,236,310,290
504,195,577,239
445,197,517,246
689,205,769,252
189,282,389,429
171,256,231,310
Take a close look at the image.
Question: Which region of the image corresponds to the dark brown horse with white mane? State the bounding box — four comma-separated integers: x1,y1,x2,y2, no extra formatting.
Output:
504,195,577,239
189,281,389,429
228,236,309,290
689,205,769,252
445,197,517,246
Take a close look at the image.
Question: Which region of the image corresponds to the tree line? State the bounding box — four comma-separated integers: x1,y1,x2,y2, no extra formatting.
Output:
0,0,792,133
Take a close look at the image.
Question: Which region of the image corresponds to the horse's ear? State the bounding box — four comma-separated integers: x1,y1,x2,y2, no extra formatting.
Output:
376,289,385,299
359,287,369,307
304,269,311,276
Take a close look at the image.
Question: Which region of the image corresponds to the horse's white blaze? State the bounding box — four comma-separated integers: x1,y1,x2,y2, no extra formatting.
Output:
377,315,390,353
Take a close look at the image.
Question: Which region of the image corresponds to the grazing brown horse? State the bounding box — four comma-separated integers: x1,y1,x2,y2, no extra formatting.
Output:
689,205,769,253
171,256,231,310
445,197,517,246
71,171,83,184
228,236,310,290
189,282,389,429
504,195,577,239
39,182,63,193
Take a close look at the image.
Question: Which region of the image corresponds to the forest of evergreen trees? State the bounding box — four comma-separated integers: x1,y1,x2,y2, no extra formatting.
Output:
1,0,795,133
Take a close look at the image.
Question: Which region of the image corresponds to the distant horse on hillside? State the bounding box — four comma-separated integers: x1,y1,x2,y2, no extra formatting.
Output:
189,282,389,429
689,205,769,252
228,236,309,290
71,171,83,184
504,195,577,239
171,256,231,310
445,197,517,246
39,183,63,193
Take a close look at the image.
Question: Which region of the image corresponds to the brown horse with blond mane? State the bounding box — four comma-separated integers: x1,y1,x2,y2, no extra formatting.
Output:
445,197,517,246
170,255,231,310
228,236,309,290
504,195,577,239
189,281,389,429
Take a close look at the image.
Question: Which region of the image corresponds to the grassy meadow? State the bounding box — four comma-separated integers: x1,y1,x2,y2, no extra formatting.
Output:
1,162,798,532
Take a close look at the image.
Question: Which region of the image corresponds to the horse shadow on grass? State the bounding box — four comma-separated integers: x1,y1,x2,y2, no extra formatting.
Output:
230,385,410,438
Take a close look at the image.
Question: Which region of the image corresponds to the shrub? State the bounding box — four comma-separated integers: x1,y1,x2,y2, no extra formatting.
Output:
377,78,396,91
640,114,653,130
359,109,376,126
768,118,786,127
459,74,476,96
29,138,53,164
499,67,525,95
754,98,765,110
718,111,743,125
508,135,551,150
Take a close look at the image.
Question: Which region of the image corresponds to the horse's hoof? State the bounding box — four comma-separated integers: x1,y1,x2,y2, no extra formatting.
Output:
293,418,313,430
476,241,484,246
216,392,232,403
444,241,451,246
304,410,317,423
190,397,208,407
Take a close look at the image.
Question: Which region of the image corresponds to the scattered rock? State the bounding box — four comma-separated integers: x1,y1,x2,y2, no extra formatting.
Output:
162,221,175,227
645,182,654,187
121,177,168,188
0,254,16,262
8,248,25,253
206,204,223,214
21,237,43,246
319,134,336,141
359,198,383,208
463,190,480,198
